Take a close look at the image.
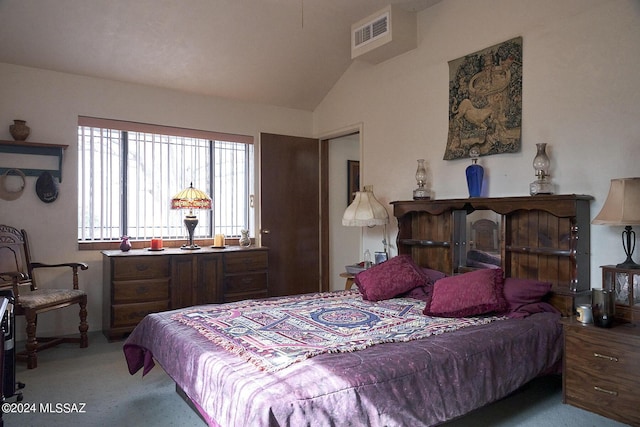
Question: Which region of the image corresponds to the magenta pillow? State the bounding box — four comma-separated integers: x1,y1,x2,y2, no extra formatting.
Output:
424,268,508,317
355,255,428,301
502,278,552,313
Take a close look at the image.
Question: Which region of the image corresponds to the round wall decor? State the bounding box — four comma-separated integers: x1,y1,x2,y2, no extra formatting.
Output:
0,169,26,201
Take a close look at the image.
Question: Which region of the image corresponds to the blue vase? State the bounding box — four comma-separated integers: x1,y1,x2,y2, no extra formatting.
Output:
466,163,484,197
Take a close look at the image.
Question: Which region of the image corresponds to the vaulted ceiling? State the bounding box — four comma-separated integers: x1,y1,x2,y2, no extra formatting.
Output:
0,0,442,111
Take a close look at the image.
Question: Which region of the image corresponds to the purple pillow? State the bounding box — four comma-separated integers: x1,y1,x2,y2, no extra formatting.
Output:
398,268,446,302
355,255,428,301
507,302,560,319
401,283,433,303
423,268,508,317
502,278,552,313
421,267,447,282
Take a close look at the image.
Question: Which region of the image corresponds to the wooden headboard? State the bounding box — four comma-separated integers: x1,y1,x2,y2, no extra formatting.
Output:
392,195,593,316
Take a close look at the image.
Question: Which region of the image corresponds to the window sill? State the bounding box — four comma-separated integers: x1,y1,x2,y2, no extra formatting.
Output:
78,238,241,251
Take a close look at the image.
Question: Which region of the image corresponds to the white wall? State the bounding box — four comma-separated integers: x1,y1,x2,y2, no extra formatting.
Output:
0,63,313,339
314,0,640,288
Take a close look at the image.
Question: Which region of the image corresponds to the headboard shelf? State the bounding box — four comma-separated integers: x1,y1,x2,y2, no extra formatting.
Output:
399,239,451,248
392,194,593,316
505,246,572,257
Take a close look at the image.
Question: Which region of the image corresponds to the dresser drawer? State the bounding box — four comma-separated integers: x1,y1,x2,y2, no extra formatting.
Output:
224,273,267,294
112,256,170,280
224,251,268,273
224,290,268,303
112,301,169,328
113,278,170,304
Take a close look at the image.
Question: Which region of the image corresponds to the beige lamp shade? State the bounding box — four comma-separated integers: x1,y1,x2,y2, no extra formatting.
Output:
592,177,640,225
342,186,389,227
171,183,212,211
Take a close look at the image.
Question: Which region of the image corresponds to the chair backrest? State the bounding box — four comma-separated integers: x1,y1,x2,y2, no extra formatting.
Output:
470,218,499,252
0,225,35,291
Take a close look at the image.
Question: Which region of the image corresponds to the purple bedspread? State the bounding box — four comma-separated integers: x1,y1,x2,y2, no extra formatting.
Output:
124,296,562,427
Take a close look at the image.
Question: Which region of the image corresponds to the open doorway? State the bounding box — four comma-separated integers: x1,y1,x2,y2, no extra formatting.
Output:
321,130,361,291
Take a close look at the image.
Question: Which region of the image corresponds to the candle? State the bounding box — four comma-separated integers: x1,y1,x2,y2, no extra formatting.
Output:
214,234,225,247
150,238,163,250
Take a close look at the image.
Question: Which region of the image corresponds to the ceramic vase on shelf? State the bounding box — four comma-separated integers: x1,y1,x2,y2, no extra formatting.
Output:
239,229,251,247
119,236,132,252
9,119,30,141
465,147,484,197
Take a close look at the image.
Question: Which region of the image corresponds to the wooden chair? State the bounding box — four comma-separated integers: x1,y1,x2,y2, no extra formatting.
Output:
0,224,88,369
470,218,499,252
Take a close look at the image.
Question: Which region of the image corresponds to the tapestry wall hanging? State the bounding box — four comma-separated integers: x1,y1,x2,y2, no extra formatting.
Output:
444,37,522,160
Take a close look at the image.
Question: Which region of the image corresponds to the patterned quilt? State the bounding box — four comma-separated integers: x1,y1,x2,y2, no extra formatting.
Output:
171,290,505,371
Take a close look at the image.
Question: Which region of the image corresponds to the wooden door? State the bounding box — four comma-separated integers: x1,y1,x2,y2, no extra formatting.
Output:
260,133,321,296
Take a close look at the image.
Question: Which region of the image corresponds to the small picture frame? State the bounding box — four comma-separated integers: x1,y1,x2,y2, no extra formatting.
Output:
374,251,388,264
347,160,360,205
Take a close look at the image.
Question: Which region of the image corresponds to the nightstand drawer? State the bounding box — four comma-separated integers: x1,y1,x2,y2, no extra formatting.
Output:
565,366,640,425
112,257,170,280
224,252,268,273
565,330,640,378
112,301,170,327
113,278,170,303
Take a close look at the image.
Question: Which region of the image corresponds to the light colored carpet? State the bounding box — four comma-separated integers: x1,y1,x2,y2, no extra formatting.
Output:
3,332,628,427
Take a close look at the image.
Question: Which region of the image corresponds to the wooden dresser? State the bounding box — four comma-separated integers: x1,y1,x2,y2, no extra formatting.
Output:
102,246,268,340
562,317,640,426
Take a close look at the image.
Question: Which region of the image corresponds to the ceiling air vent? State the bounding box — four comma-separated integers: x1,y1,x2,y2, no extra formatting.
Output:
351,5,417,64
353,13,389,48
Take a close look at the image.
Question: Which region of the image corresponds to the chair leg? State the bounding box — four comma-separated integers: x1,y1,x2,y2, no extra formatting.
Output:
25,310,38,369
79,297,88,348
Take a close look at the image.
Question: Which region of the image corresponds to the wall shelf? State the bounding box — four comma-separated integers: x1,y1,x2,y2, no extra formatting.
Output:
0,140,68,182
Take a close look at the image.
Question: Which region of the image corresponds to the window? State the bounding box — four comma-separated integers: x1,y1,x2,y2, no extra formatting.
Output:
78,117,254,242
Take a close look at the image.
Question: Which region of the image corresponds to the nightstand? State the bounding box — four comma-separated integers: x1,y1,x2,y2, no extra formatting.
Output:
340,272,355,290
562,317,640,426
602,265,640,323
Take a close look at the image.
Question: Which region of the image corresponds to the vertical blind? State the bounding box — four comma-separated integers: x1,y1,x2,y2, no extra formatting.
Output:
78,117,254,242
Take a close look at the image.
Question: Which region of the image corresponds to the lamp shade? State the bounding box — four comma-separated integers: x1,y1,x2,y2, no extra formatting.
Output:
592,177,640,225
342,186,389,227
171,183,212,210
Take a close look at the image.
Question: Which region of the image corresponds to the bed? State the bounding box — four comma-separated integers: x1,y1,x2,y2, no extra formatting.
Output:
124,195,591,426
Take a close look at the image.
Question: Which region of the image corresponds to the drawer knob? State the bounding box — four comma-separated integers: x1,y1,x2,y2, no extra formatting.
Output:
594,386,618,396
593,352,618,362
